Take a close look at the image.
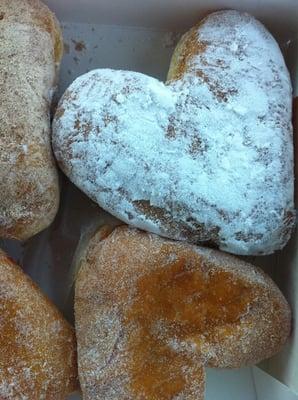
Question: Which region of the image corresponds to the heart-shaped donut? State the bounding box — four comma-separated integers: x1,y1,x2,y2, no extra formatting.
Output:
53,10,294,255
75,226,291,400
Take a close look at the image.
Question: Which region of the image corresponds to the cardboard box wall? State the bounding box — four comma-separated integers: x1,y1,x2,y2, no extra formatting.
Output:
2,0,298,398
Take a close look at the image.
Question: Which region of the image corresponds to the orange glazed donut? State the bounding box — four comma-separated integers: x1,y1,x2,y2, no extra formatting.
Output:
0,249,78,399
75,225,291,400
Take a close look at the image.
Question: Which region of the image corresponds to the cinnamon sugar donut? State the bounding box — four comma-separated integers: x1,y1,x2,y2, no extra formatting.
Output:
0,249,78,399
75,226,291,400
53,10,295,255
0,0,63,240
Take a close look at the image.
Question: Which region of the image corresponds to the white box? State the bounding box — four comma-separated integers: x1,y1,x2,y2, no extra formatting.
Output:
2,0,298,398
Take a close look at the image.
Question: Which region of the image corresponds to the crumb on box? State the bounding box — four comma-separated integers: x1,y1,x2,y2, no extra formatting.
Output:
72,39,87,52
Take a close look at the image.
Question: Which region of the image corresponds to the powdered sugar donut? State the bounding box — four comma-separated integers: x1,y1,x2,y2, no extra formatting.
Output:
53,10,295,255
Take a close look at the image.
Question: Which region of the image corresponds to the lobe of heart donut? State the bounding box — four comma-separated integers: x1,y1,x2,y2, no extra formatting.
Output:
167,23,208,82
167,15,237,102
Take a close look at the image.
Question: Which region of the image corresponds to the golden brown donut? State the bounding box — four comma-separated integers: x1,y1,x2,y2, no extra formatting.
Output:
75,225,291,400
0,0,63,240
0,249,78,399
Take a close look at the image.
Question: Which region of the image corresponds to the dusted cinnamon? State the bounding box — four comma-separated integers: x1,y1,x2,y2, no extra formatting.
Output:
125,260,254,399
75,226,291,400
0,249,78,399
0,0,63,240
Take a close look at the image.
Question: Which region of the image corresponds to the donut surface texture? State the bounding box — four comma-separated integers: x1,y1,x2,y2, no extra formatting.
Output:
0,249,78,399
0,0,63,240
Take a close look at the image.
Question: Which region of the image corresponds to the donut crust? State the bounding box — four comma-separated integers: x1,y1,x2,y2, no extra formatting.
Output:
0,249,78,399
0,0,63,240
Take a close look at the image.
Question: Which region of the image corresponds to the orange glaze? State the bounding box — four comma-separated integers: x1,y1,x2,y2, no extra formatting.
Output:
124,258,254,399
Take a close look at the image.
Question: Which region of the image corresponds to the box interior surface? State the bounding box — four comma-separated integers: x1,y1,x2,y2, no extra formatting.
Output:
2,0,298,398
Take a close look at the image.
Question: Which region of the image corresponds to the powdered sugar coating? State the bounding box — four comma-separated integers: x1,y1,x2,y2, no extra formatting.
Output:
53,10,295,255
